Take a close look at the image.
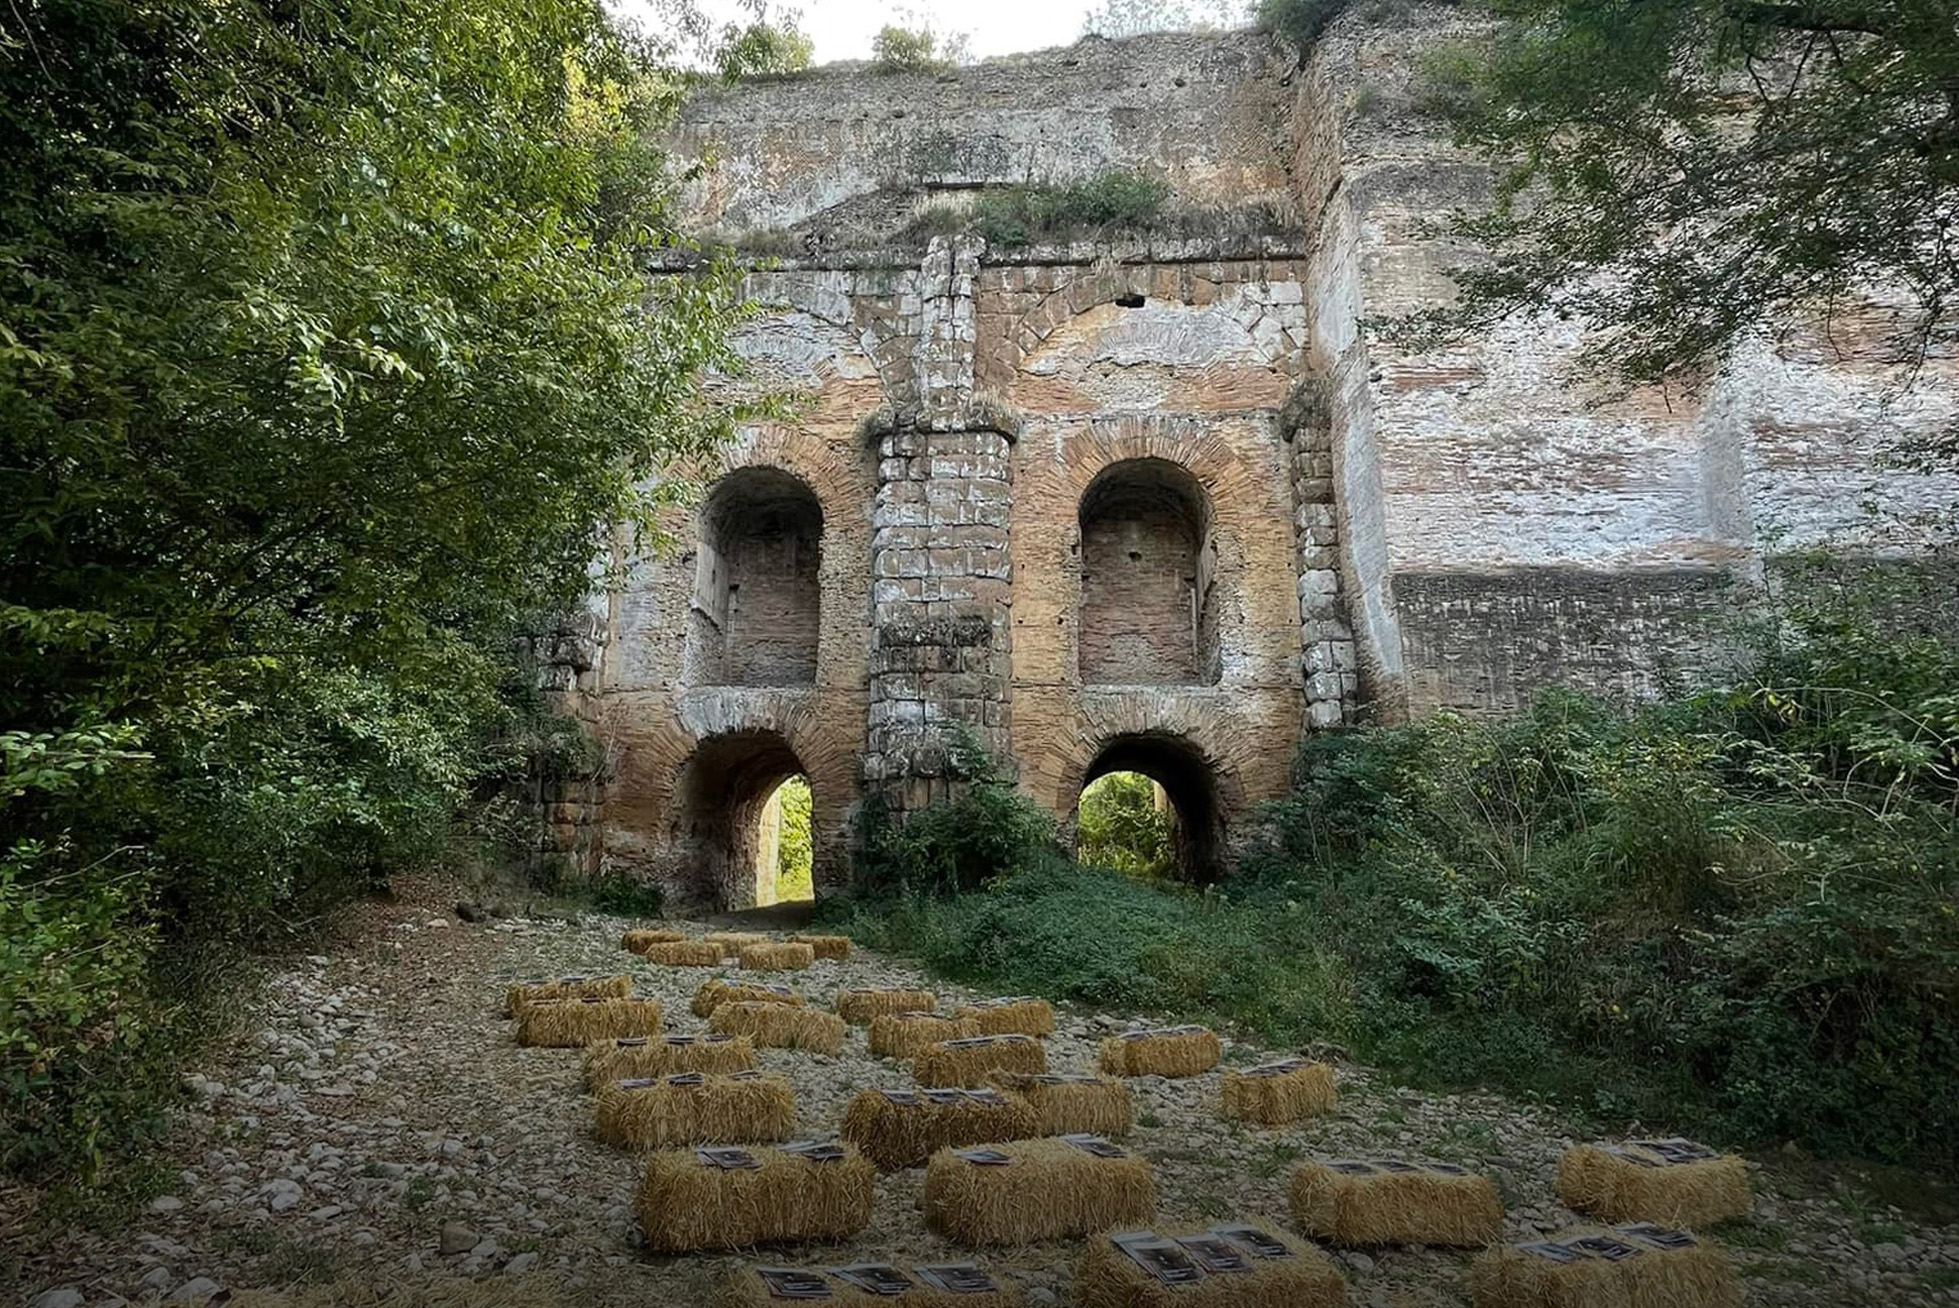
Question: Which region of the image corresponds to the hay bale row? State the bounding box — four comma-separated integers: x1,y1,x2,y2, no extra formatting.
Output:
1075,1223,1345,1308
914,1034,1047,1088
953,996,1055,1038
719,1263,1022,1306
643,940,726,967
1098,1026,1221,1079
581,1033,756,1088
515,995,661,1048
739,941,816,972
922,1136,1154,1246
1556,1139,1750,1228
869,1012,980,1059
1469,1224,1741,1308
635,1141,875,1252
841,1087,1040,1172
991,1072,1133,1138
621,927,685,953
502,973,630,1018
836,987,937,1025
1290,1158,1503,1248
704,931,770,955
789,933,853,960
1220,1058,1336,1126
692,978,804,1018
710,1000,847,1055
595,1071,795,1148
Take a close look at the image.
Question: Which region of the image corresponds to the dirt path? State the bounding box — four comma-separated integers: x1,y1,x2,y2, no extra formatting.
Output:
12,883,1958,1307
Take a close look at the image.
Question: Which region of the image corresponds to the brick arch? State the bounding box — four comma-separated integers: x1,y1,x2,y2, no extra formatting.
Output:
1054,698,1252,884
648,690,858,909
998,263,1303,380
741,271,912,400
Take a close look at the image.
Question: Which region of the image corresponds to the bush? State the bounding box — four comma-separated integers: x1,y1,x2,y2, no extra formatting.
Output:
775,777,813,901
872,24,967,73
970,171,1171,248
854,730,1055,897
841,575,1959,1169
1077,771,1174,878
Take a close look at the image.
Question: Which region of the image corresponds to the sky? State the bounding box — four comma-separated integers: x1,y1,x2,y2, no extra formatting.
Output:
611,0,1237,65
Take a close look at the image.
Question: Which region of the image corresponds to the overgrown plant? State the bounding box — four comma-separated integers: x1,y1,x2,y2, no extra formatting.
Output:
968,172,1171,247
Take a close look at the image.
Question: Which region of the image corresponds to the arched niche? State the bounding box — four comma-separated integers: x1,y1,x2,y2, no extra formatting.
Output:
684,467,823,687
1078,458,1220,686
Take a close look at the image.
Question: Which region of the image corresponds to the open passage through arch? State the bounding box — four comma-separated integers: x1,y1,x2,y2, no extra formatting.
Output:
1076,732,1225,883
667,730,815,910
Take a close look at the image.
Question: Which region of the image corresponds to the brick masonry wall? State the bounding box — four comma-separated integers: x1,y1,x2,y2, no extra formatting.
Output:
561,17,1955,907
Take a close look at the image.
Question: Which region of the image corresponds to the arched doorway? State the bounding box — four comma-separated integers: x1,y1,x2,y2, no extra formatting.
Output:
1078,459,1218,686
685,468,823,687
669,730,818,909
1074,733,1224,883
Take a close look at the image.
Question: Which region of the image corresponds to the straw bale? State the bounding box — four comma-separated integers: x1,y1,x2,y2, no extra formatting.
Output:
705,931,771,955
224,1284,586,1308
581,1033,756,1088
621,928,685,953
503,973,630,1017
992,1072,1133,1138
643,940,726,967
739,941,816,972
836,988,937,1024
692,978,805,1018
953,996,1056,1038
1469,1223,1741,1308
515,995,661,1048
790,933,853,960
841,1087,1041,1172
1075,1221,1344,1308
868,1012,981,1059
1220,1058,1336,1126
594,1070,795,1148
718,1263,1023,1306
1289,1158,1503,1247
1097,1026,1221,1078
635,1141,874,1252
914,1034,1047,1088
710,1000,847,1055
1556,1139,1751,1228
922,1136,1155,1246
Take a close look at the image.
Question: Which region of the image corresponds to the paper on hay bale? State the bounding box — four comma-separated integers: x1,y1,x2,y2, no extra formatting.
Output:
835,987,937,1025
1097,1025,1221,1078
1556,1139,1751,1228
952,995,1056,1038
1074,1221,1345,1308
503,973,630,1017
1290,1157,1503,1247
515,995,661,1048
581,1033,756,1088
914,1034,1048,1088
644,939,726,967
740,941,816,972
635,1140,874,1252
621,927,685,953
992,1072,1134,1138
841,1086,1042,1172
1469,1223,1742,1308
719,1262,1023,1307
693,978,805,1018
1220,1058,1336,1126
922,1135,1155,1246
705,931,771,955
868,1011,981,1059
710,1000,847,1055
595,1070,796,1148
789,933,853,960
224,1285,588,1308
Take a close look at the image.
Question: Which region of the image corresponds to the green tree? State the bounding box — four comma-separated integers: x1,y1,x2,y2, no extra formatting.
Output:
872,22,971,73
0,0,750,1178
1413,0,1957,395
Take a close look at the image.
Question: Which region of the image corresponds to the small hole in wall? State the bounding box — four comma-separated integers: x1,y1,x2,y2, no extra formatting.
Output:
1115,293,1145,309
1128,550,1143,562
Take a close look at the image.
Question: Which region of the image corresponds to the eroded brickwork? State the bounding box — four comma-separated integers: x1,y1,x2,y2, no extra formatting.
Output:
542,22,1956,908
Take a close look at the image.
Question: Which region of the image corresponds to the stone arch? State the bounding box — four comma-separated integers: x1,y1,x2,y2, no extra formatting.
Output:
1065,726,1240,884
683,466,824,687
1077,457,1220,685
664,728,810,910
741,271,914,403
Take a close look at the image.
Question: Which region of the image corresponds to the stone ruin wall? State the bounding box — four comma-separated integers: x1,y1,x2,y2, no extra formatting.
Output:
532,13,1958,908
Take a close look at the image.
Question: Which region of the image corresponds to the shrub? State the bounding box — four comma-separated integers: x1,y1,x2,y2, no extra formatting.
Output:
853,729,1055,897
872,24,968,73
1077,771,1174,878
970,171,1171,247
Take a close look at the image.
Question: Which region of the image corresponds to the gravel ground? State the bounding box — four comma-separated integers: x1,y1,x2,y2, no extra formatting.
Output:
11,882,1959,1307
